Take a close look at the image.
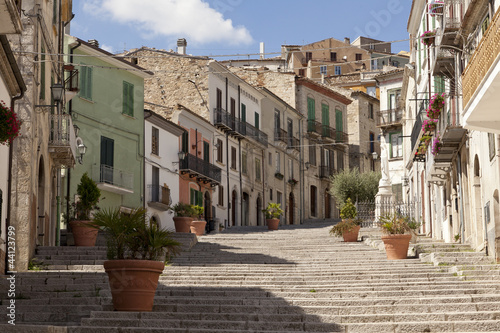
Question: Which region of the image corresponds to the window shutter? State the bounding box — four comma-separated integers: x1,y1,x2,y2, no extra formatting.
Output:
241,104,246,122
87,67,93,100
307,98,315,120
203,141,210,162
254,112,260,129
190,189,195,205
321,104,329,126
181,132,189,153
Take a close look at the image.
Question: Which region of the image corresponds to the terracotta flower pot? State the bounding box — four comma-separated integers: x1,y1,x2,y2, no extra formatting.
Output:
104,259,165,311
173,216,193,233
342,225,361,242
267,218,279,230
69,220,98,246
381,234,412,260
190,220,206,236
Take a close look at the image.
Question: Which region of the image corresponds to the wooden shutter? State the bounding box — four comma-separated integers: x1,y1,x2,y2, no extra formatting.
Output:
307,98,315,120
181,131,189,153
123,81,134,116
335,109,343,141
203,141,210,162
254,112,260,129
322,104,329,126
241,104,246,122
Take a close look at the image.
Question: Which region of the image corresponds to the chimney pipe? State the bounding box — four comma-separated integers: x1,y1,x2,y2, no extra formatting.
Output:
260,42,265,60
88,39,99,47
344,37,350,44
177,38,187,55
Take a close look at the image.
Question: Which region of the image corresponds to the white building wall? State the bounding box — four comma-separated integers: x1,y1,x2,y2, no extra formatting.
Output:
0,75,11,255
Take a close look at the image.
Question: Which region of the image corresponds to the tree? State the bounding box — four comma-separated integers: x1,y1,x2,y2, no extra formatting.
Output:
329,168,381,206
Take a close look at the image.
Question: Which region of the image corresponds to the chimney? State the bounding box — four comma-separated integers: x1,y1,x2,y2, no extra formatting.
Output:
260,42,265,60
177,38,187,55
88,39,99,47
344,37,350,44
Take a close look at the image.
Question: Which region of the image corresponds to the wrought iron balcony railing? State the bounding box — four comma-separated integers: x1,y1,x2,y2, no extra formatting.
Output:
307,119,322,135
92,164,134,193
48,114,76,167
376,108,403,127
180,153,222,186
288,136,300,152
244,122,268,147
213,108,267,146
274,128,287,143
64,66,79,92
147,184,171,210
319,165,335,179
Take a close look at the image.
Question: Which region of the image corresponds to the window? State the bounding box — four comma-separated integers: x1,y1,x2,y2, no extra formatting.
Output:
489,133,496,161
322,103,329,126
255,112,260,129
366,86,376,97
307,97,315,121
310,185,317,217
434,76,445,94
242,152,248,175
305,52,312,62
52,0,57,24
190,188,203,206
330,52,337,62
392,61,400,67
40,45,46,100
287,119,293,146
309,144,316,166
320,65,327,76
299,69,305,76
80,65,93,100
151,166,159,202
268,152,272,165
337,151,344,171
241,103,246,122
216,88,223,109
181,131,189,154
151,127,159,155
277,191,282,207
230,98,236,116
371,59,378,70
388,89,401,109
231,146,237,169
216,139,223,163
288,158,293,179
100,136,114,183
355,53,362,61
218,185,224,206
270,189,273,201
275,151,281,172
203,141,210,162
334,66,341,75
123,81,134,117
369,132,375,153
255,158,261,181
335,108,343,142
390,132,403,158
368,103,374,119
274,109,280,139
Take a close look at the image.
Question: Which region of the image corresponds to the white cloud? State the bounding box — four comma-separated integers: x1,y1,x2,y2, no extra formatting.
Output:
83,0,253,46
101,44,114,53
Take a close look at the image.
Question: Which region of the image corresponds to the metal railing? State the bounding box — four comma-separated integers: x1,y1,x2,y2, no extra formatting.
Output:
64,67,79,92
319,166,335,178
244,122,268,147
307,119,322,134
180,153,222,183
92,164,134,191
288,136,300,152
147,184,171,205
48,114,77,165
376,108,403,127
274,128,287,143
213,108,267,146
463,8,500,107
321,124,336,140
356,199,419,227
411,101,427,153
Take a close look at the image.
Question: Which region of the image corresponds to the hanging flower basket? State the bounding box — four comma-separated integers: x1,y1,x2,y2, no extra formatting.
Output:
274,172,284,180
0,100,22,145
429,1,444,17
288,178,298,186
431,134,443,156
417,144,428,155
420,135,432,147
422,119,438,132
429,93,445,110
421,30,436,46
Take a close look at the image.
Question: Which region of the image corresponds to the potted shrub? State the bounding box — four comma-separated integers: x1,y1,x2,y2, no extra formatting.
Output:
0,100,22,145
70,172,101,246
421,30,436,46
329,198,361,242
262,202,284,230
190,205,206,236
170,202,196,233
379,212,420,260
91,207,181,311
422,119,438,133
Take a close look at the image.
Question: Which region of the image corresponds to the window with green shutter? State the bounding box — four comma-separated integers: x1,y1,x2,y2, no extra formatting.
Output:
321,104,329,125
335,108,343,142
190,189,203,206
241,103,246,122
254,112,260,129
80,65,93,100
434,76,445,94
307,97,315,120
122,81,134,117
203,141,210,162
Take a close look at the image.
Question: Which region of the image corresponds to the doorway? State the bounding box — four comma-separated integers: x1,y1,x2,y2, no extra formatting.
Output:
289,192,294,225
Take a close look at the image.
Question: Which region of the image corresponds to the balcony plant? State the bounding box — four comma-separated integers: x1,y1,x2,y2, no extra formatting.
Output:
379,212,420,260
420,134,432,147
70,172,101,246
422,119,438,133
91,207,181,311
429,93,445,111
190,205,206,236
0,100,22,145
429,0,444,16
421,30,436,46
329,198,361,242
262,202,284,230
169,202,196,233
431,134,443,156
274,172,284,180
288,178,298,186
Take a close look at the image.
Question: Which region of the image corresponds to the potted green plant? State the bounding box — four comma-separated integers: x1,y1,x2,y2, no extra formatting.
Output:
262,202,284,230
0,100,22,145
379,212,420,259
190,205,206,236
329,198,361,242
70,172,101,246
169,202,196,233
91,207,181,311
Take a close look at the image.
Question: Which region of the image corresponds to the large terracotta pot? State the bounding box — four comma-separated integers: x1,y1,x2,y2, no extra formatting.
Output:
69,220,98,246
381,234,412,260
173,216,193,233
190,220,207,236
104,259,164,311
342,225,361,242
267,218,279,230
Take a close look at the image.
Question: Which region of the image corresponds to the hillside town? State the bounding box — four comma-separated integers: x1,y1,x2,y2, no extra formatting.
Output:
2,0,500,332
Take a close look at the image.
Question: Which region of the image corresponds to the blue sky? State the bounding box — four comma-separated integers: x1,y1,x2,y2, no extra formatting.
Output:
71,0,413,59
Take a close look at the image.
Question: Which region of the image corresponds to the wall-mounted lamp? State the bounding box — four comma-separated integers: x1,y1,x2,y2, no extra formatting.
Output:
73,124,80,137
51,83,65,103
76,137,87,164
178,151,186,160
372,151,379,160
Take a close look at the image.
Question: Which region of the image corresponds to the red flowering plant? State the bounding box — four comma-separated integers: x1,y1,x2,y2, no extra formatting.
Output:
431,133,442,156
426,93,445,119
421,30,436,46
422,119,438,132
429,0,444,17
0,100,22,145
420,134,432,147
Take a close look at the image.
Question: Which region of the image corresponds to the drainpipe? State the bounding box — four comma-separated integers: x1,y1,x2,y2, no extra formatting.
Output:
457,152,466,246
299,119,304,224
225,78,230,227
262,148,265,226
238,86,243,226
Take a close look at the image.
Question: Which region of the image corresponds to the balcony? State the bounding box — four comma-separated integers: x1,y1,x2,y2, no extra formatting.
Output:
48,114,77,167
213,108,268,146
0,0,22,34
244,122,268,147
92,164,134,195
287,135,300,153
462,8,500,133
436,0,463,47
307,119,322,138
411,103,426,162
180,153,222,186
64,65,79,101
433,48,455,77
321,124,336,143
319,166,335,179
147,184,171,211
377,108,402,128
274,128,287,148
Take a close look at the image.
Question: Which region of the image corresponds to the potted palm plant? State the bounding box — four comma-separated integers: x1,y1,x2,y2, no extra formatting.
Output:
91,207,181,311
190,205,206,236
329,198,361,242
170,202,196,233
70,172,101,246
262,202,284,230
379,212,420,259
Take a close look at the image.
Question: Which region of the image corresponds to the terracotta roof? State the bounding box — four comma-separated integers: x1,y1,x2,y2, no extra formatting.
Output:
295,77,352,105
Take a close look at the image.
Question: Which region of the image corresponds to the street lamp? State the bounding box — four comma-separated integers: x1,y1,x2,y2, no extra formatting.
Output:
51,83,65,103
76,138,87,164
178,151,186,161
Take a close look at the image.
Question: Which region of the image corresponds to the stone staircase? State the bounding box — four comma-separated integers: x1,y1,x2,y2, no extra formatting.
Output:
1,223,500,332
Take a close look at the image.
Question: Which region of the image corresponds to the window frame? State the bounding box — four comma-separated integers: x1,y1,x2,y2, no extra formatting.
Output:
151,127,159,155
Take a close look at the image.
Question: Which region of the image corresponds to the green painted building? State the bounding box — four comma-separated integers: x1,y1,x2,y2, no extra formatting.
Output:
63,36,152,218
